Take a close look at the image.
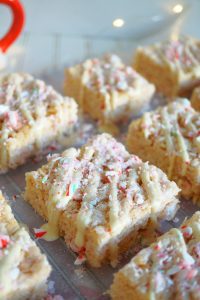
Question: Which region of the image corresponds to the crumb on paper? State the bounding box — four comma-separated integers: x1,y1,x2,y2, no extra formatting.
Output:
173,217,180,223
47,280,55,294
75,266,85,279
45,280,64,300
12,194,20,201
44,295,64,300
74,254,86,265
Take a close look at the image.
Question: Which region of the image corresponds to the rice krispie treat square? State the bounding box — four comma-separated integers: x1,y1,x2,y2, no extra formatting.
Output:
0,73,78,173
133,36,200,98
191,86,200,111
24,133,179,267
110,211,200,300
0,191,51,300
127,98,200,202
64,54,155,124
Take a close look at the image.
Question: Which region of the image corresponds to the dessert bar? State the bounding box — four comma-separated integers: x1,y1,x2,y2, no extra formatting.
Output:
0,191,51,300
110,211,200,300
25,133,179,267
134,36,200,98
64,54,155,124
0,73,78,173
127,98,200,202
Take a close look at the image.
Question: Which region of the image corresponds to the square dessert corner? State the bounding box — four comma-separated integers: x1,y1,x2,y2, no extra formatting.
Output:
133,36,200,98
24,133,179,268
0,73,78,173
110,211,200,300
0,191,51,300
191,86,200,111
127,98,200,202
64,54,155,124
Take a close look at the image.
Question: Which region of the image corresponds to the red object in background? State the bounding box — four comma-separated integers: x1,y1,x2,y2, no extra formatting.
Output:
0,0,25,53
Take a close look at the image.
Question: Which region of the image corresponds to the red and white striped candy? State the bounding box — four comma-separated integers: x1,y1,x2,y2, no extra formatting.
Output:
33,228,47,239
0,234,10,249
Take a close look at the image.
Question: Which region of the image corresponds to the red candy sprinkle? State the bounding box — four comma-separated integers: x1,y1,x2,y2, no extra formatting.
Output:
181,225,187,229
181,226,193,238
33,228,47,239
48,145,58,151
74,247,86,265
0,235,10,249
79,247,86,257
66,184,71,196
154,244,161,251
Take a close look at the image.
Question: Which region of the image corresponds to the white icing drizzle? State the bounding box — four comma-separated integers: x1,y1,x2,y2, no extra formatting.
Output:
0,123,9,168
160,107,173,154
42,149,79,241
108,172,120,234
174,123,190,175
140,163,162,220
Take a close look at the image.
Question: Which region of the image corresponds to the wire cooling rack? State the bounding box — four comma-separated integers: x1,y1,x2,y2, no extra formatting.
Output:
0,96,199,300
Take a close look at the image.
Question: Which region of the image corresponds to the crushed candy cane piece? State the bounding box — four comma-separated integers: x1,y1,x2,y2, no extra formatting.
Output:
66,184,70,196
33,228,47,239
0,234,10,249
6,111,21,131
42,175,48,183
71,183,79,194
181,226,193,238
74,254,86,265
66,183,78,197
154,242,161,251
166,265,180,276
74,246,86,265
186,268,198,280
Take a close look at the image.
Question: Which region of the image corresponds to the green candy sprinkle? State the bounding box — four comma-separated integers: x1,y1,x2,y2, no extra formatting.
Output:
42,175,48,183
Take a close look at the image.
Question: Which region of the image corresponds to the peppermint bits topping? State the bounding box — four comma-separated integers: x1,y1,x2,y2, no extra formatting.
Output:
33,228,47,239
0,234,10,249
181,226,193,239
123,212,200,298
82,54,141,94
